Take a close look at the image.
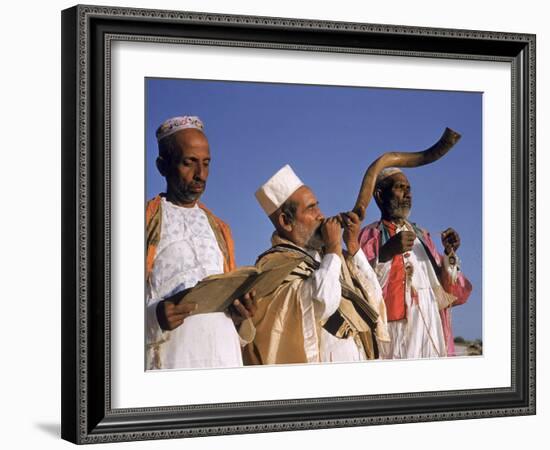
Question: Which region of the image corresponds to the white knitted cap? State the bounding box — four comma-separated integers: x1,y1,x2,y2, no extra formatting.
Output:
376,167,404,187
255,165,304,216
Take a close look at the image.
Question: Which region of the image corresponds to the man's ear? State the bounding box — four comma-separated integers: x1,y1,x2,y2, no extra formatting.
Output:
373,187,383,207
277,212,294,233
156,156,168,177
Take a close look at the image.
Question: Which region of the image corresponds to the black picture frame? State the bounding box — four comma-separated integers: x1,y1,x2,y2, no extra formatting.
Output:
61,4,536,444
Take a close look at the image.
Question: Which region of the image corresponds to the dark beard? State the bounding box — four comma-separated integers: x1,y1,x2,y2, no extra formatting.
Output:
169,179,205,204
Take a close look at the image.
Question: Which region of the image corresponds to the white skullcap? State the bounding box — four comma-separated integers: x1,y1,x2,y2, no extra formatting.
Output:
156,116,204,142
376,167,404,187
255,165,304,216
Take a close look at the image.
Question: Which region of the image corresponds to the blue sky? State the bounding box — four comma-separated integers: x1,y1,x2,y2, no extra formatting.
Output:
146,78,482,341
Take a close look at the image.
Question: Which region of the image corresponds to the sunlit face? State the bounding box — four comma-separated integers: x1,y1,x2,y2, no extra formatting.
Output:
286,186,325,250
162,129,211,206
379,172,412,220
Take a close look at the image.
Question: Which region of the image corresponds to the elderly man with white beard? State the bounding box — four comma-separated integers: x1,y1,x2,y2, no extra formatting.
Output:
243,165,389,366
359,168,472,359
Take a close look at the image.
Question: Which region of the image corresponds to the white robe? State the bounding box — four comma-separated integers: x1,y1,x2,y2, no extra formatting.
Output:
376,224,447,359
301,249,383,363
145,198,242,370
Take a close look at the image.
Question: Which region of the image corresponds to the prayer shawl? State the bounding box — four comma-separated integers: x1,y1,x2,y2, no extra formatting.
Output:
243,236,389,366
145,194,236,281
359,221,472,356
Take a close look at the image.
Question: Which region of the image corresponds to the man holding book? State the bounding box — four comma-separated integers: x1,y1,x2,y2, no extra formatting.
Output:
145,116,255,370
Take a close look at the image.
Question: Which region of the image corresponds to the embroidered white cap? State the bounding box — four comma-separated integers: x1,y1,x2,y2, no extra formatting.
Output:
255,165,304,216
156,116,204,142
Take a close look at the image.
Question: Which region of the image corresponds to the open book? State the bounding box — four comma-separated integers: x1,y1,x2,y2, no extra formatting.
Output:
166,256,304,315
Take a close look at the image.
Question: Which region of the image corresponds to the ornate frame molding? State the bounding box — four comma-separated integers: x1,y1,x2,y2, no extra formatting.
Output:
61,5,535,444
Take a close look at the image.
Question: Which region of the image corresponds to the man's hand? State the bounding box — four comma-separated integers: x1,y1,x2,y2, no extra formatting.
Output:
229,290,257,329
441,228,461,255
341,211,361,256
321,217,343,256
379,230,416,262
156,299,197,331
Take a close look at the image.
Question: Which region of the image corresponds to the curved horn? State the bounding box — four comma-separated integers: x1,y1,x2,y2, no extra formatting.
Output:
352,127,461,220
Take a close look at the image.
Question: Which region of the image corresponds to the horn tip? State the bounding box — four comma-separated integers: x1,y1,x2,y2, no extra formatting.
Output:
444,127,462,144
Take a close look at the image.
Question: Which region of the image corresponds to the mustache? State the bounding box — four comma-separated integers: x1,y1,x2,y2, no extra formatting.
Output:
391,197,411,207
189,181,206,190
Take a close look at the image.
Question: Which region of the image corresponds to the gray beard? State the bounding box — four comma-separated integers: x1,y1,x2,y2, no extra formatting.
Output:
295,223,324,252
387,198,411,220
305,229,324,251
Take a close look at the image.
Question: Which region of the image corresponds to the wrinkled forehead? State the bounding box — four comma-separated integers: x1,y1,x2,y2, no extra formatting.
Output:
387,172,410,188
171,128,210,158
174,128,209,148
289,185,318,209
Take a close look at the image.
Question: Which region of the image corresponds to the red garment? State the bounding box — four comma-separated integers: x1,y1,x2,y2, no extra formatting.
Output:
359,221,473,356
381,220,407,322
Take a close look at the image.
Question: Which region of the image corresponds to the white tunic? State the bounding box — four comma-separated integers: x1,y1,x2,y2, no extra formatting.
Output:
300,249,381,363
145,198,242,370
376,223,447,359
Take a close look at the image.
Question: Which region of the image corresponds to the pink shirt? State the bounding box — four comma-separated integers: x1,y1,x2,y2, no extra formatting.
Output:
359,221,473,356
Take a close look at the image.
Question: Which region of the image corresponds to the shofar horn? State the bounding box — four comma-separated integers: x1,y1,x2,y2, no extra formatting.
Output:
352,127,461,220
